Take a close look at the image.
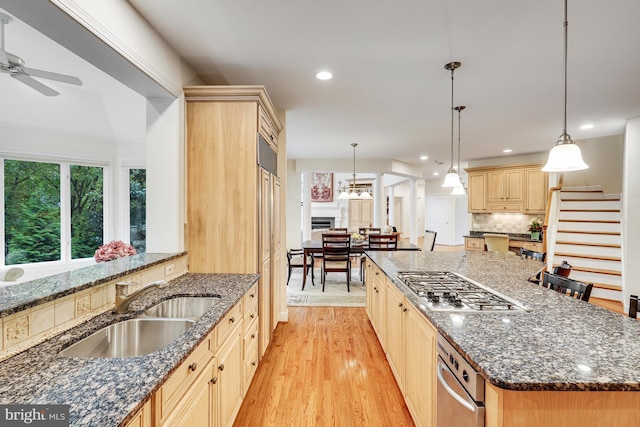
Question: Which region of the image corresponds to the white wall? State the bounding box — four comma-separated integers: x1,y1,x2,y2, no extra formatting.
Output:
622,117,640,309
561,135,624,194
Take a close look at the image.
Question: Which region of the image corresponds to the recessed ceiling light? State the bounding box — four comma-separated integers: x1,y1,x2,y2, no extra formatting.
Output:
316,71,333,80
580,124,594,130
420,155,429,160
433,172,439,176
503,149,513,153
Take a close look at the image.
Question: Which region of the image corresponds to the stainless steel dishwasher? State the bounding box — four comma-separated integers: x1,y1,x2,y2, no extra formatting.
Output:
436,334,485,427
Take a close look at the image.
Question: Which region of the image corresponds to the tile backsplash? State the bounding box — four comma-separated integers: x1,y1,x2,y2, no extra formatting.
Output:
471,213,545,234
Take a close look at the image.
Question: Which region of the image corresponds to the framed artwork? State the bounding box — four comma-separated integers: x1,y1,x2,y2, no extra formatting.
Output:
311,172,333,202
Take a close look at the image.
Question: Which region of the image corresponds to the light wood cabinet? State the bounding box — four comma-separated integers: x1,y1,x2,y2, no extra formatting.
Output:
348,199,373,230
404,302,437,427
365,259,386,346
385,283,406,388
466,164,547,214
467,172,487,213
124,400,152,427
524,168,548,213
464,237,485,252
185,86,283,364
215,325,243,427
383,280,437,427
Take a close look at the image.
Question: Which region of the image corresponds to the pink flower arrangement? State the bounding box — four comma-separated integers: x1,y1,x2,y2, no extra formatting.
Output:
94,240,137,263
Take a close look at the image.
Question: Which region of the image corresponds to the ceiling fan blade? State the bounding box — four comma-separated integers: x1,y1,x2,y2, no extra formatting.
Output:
11,73,59,96
21,66,82,86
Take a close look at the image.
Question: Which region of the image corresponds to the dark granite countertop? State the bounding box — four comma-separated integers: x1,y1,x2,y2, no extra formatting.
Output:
0,273,259,427
366,250,640,392
0,253,186,318
464,231,542,243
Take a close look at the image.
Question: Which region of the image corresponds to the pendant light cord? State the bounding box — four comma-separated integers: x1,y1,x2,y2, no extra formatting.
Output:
562,0,569,136
450,67,455,169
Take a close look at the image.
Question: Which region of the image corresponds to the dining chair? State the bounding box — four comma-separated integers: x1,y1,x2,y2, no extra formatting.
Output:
423,229,437,251
542,271,593,302
361,234,398,280
286,249,314,287
321,233,351,292
484,233,510,253
519,248,547,284
629,295,639,319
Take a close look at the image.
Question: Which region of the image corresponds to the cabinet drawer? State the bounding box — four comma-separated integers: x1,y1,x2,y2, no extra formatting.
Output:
243,317,259,357
216,302,242,349
523,242,544,252
488,202,523,213
244,301,258,335
156,333,213,421
258,107,278,152
243,340,259,392
243,283,258,314
465,238,485,251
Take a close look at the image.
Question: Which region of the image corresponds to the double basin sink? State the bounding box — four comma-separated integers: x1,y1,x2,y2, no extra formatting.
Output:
59,296,221,358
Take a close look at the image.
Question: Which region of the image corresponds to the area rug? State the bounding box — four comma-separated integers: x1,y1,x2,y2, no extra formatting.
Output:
286,269,366,307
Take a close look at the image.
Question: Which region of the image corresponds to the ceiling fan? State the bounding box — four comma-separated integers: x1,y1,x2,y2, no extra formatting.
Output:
0,12,82,96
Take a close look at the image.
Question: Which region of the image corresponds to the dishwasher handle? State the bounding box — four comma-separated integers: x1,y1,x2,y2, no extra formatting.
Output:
436,359,477,413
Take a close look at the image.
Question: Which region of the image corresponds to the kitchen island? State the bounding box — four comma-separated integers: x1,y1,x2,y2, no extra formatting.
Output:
0,272,259,427
366,250,640,426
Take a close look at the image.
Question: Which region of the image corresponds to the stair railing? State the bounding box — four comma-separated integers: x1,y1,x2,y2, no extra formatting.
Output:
543,175,563,273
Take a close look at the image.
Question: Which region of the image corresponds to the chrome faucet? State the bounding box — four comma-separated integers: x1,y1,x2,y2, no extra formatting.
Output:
114,280,168,314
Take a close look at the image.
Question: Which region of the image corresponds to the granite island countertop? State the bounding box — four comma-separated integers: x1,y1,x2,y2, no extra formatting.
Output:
366,250,640,392
0,273,259,427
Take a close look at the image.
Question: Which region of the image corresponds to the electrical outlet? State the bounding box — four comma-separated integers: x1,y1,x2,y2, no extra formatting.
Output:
164,263,175,277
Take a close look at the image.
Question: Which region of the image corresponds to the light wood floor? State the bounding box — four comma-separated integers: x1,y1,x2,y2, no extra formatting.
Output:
234,307,415,427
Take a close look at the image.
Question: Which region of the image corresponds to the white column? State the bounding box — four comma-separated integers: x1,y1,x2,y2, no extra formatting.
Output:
388,186,395,227
373,172,383,227
409,179,418,245
623,116,640,310
302,172,312,241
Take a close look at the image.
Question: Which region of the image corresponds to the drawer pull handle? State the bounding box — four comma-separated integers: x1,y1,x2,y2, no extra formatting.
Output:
189,362,197,372
210,376,217,385
252,361,257,367
250,293,255,298
398,303,403,308
230,317,235,323
251,334,256,339
250,314,255,319
218,364,225,371
403,308,408,313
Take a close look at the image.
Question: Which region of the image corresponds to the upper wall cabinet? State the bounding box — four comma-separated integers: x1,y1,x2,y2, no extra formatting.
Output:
465,164,547,214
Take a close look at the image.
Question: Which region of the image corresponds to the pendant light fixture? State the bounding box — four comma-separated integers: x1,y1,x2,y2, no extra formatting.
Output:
442,61,463,187
338,143,371,199
542,0,588,172
452,105,466,195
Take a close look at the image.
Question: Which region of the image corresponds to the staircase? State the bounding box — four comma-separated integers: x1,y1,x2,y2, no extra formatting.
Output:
552,186,622,302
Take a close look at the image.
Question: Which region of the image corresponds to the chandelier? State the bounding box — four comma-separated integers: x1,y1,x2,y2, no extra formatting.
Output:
442,61,463,188
338,143,371,199
542,0,588,172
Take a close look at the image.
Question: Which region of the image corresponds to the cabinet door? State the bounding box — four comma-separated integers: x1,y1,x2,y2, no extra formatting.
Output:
259,258,271,358
272,177,281,253
487,171,505,202
385,283,406,389
404,304,437,427
124,401,152,427
271,249,281,332
505,169,524,201
467,173,487,213
217,327,243,427
525,168,548,213
374,279,386,347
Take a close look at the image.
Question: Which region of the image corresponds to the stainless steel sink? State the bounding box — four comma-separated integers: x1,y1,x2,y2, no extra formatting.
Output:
59,318,194,358
142,296,221,320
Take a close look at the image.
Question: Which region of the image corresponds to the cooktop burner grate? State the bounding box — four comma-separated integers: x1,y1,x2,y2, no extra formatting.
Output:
396,271,530,312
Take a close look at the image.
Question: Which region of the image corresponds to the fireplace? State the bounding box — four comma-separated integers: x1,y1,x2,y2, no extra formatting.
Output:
311,217,335,229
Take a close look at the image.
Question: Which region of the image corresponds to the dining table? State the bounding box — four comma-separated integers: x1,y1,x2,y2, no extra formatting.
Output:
300,239,420,289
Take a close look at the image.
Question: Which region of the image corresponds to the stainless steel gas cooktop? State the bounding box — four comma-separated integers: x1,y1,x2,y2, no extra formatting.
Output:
397,271,530,312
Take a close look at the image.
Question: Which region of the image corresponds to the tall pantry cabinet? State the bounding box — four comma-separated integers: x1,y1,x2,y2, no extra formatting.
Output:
184,86,283,359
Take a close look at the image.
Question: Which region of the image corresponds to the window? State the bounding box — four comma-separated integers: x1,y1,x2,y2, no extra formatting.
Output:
4,160,61,264
129,168,146,253
3,158,106,266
